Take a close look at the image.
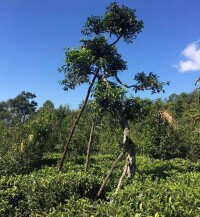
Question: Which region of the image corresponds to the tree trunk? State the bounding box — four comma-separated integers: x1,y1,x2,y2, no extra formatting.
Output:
97,119,137,197
122,122,136,179
84,118,95,172
114,122,137,193
97,149,125,198
115,157,129,194
59,74,97,170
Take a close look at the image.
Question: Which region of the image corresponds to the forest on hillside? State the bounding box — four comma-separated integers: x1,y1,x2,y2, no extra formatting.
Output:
1,2,200,216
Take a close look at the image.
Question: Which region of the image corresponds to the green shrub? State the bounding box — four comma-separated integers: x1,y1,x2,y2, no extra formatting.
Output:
110,172,200,217
0,168,103,216
140,113,187,160
0,116,53,175
48,172,200,217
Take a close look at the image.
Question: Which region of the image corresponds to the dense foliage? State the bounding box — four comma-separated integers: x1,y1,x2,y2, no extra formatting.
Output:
0,89,199,216
0,154,200,216
0,89,199,174
126,89,199,161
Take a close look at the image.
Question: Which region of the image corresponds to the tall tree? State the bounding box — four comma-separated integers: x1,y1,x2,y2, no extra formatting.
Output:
59,2,143,170
1,91,37,124
58,2,168,174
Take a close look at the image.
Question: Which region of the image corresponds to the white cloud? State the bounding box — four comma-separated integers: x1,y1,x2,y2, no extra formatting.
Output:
174,40,200,73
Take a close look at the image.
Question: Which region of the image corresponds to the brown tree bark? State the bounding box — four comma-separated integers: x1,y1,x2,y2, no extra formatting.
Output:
84,118,95,172
97,149,125,198
115,157,129,194
59,74,98,170
97,121,136,197
122,120,136,178
115,125,136,193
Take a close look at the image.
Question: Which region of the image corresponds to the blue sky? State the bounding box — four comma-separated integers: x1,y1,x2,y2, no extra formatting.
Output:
0,0,200,109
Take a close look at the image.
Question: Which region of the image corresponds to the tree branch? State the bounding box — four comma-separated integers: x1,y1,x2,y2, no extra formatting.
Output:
59,71,98,170
115,74,135,88
109,35,122,47
84,116,96,172
115,157,129,194
97,149,125,198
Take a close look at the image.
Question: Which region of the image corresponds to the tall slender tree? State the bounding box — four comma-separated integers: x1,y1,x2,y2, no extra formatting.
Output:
58,2,168,176
59,2,143,169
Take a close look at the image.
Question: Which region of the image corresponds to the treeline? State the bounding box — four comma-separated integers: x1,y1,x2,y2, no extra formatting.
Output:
132,89,200,161
0,89,199,175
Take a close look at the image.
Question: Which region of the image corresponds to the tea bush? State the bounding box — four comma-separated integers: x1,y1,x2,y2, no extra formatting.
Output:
0,155,200,216
0,167,103,216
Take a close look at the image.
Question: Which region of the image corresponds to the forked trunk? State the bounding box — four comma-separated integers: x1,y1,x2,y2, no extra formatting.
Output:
97,120,136,197
115,121,136,193
97,149,125,198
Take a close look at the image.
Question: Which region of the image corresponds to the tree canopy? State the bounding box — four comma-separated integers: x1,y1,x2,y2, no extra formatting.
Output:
0,91,37,124
59,2,144,91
